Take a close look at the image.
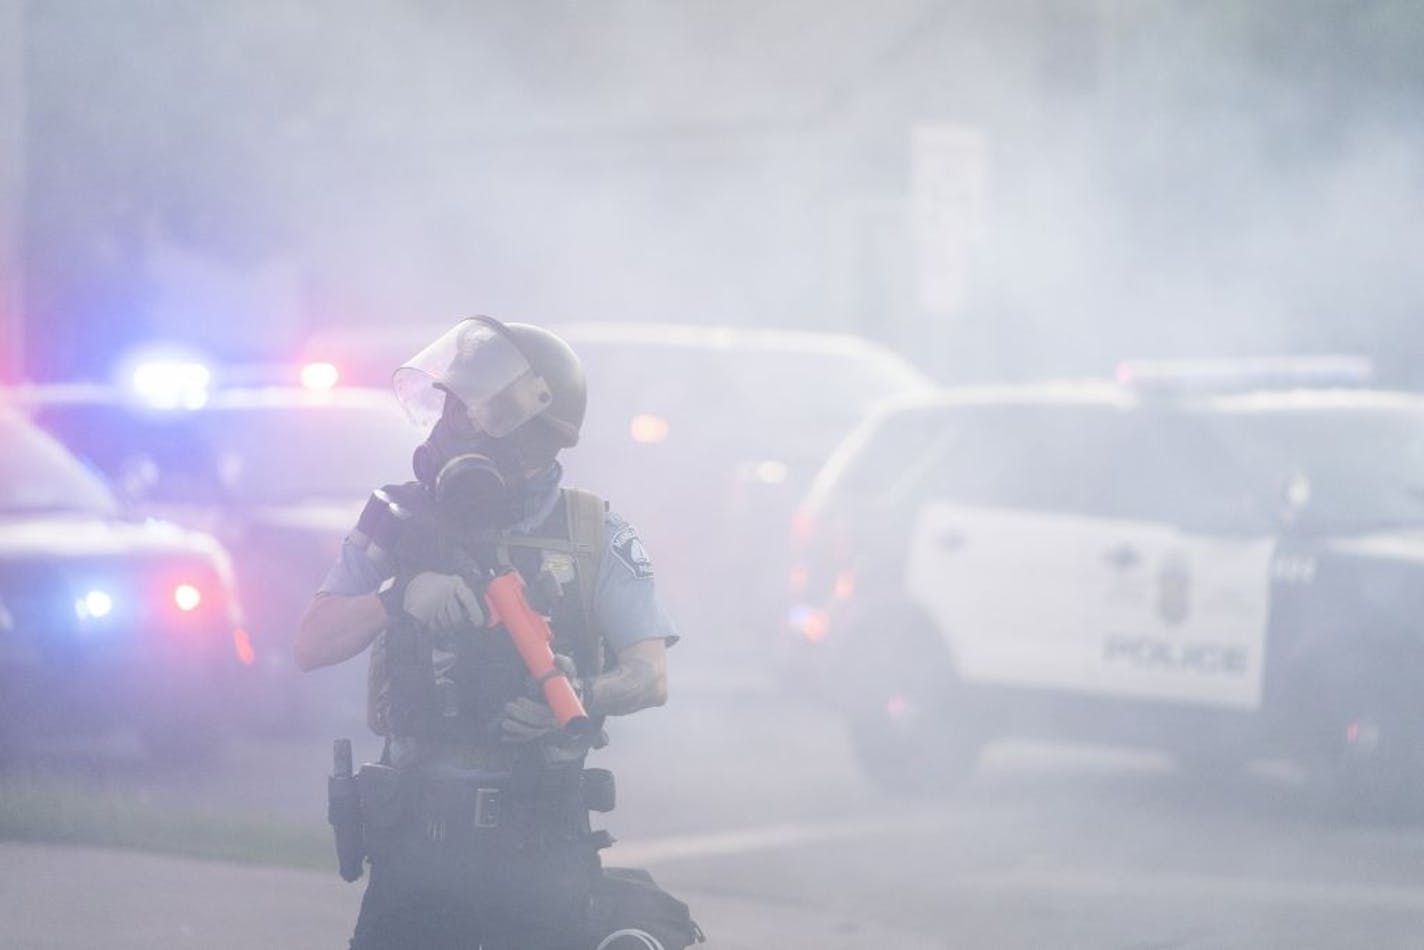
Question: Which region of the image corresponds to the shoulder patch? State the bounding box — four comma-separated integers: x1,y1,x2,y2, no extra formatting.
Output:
609,523,654,579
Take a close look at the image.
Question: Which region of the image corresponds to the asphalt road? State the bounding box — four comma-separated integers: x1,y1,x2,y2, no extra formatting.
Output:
6,641,1424,948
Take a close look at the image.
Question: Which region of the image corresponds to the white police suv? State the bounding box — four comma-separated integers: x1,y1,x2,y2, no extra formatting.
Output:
789,358,1424,809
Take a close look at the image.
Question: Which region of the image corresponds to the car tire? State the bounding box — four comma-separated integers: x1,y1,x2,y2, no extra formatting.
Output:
1291,660,1423,822
836,603,981,797
848,696,980,797
1309,703,1422,822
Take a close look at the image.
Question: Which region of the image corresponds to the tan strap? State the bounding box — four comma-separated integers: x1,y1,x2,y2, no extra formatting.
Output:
562,487,607,650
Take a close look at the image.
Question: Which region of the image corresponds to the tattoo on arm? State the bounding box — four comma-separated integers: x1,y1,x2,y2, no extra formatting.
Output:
586,655,667,716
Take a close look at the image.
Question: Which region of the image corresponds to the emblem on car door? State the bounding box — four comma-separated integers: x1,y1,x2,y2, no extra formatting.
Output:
1156,553,1192,627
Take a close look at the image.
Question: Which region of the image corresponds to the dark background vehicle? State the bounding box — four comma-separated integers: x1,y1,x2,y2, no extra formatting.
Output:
304,322,935,653
10,384,417,735
792,367,1424,813
0,408,248,760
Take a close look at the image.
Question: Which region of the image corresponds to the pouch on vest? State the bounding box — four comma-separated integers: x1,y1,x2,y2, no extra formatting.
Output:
355,763,407,858
384,611,436,738
367,486,607,741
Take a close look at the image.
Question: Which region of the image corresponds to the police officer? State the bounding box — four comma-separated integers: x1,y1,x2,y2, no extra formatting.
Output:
295,317,702,949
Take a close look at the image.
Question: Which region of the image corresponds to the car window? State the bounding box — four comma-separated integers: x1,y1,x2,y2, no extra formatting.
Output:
1204,408,1424,532
32,402,415,506
0,412,119,515
33,404,225,504
193,406,414,504
927,405,1095,513
826,406,949,500
1073,410,1271,530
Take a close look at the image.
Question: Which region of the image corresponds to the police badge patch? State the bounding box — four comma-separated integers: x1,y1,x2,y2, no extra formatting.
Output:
610,524,654,579
1156,552,1192,627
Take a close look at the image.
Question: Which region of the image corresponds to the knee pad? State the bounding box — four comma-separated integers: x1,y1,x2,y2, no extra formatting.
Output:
595,929,667,950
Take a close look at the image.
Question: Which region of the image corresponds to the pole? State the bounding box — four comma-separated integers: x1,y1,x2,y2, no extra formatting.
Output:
0,0,25,381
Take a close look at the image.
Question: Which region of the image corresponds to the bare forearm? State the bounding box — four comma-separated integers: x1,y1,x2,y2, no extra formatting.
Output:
294,591,386,671
585,639,668,717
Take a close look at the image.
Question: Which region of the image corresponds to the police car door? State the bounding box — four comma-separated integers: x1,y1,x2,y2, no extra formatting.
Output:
905,405,1102,690
1078,412,1276,711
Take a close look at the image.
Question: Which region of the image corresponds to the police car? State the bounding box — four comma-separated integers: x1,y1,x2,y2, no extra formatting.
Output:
790,358,1424,809
10,376,415,735
0,407,247,760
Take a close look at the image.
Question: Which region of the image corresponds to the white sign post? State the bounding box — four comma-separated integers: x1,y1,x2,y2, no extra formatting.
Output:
910,123,989,316
0,0,24,380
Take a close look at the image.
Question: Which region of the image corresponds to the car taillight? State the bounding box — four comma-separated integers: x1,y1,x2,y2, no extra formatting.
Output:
157,565,224,625
788,508,851,597
787,507,856,643
788,509,818,596
788,605,830,643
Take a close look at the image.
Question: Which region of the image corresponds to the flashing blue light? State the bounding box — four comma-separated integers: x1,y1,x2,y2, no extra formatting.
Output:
131,360,212,409
76,589,114,620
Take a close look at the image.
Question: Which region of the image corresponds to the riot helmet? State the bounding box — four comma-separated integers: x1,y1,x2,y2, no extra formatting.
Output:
396,316,586,528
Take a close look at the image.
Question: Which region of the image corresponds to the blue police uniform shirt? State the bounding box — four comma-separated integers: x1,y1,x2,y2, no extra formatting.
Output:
319,463,678,653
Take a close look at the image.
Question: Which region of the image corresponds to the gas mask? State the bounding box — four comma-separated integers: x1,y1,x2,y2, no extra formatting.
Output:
413,405,532,530
394,317,583,529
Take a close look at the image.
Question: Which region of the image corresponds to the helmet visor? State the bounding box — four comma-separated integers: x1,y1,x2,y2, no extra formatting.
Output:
393,317,553,436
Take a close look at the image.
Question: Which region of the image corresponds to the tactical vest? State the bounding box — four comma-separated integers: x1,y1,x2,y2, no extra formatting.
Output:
356,482,607,746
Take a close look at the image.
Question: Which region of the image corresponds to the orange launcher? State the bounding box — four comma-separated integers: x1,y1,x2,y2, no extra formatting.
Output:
483,569,593,735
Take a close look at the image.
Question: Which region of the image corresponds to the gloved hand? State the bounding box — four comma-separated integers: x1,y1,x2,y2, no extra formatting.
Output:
400,572,483,633
500,654,581,742
500,696,560,742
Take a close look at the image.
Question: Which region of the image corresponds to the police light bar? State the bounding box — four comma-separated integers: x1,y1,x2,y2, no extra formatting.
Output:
76,589,114,620
128,359,212,409
1115,356,1373,394
300,361,340,390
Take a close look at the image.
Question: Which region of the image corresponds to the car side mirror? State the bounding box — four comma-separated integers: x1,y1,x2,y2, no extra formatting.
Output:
1279,470,1312,526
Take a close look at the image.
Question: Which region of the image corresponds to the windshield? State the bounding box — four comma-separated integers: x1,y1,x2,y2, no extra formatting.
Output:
1205,407,1424,533
0,412,119,516
32,401,416,507
189,405,416,505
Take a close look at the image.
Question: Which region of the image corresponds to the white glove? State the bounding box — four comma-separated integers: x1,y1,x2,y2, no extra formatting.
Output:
401,572,483,633
500,654,582,742
500,696,560,742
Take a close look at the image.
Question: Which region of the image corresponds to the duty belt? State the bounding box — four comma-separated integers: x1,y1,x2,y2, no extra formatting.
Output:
357,763,613,845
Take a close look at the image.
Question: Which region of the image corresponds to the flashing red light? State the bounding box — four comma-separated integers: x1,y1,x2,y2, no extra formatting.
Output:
233,628,256,666
833,570,856,600
788,564,810,596
173,583,203,612
886,694,910,719
801,609,830,643
301,361,340,390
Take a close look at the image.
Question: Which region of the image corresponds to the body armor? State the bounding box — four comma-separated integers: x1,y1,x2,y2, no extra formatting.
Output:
354,481,607,756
